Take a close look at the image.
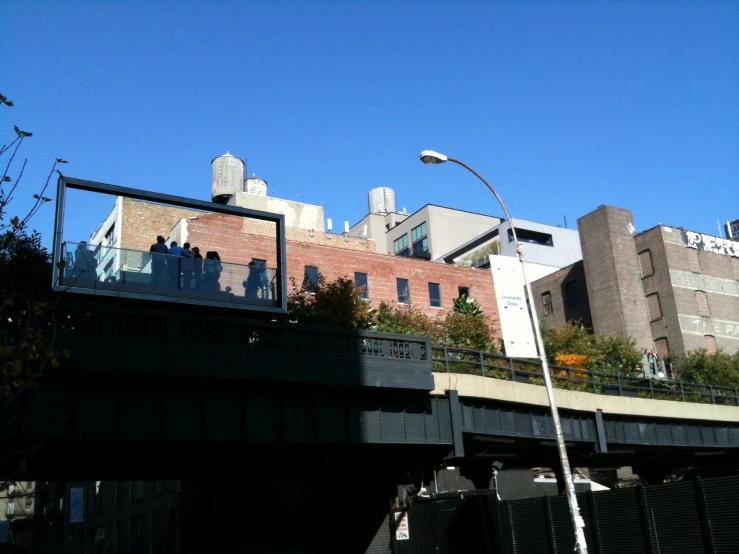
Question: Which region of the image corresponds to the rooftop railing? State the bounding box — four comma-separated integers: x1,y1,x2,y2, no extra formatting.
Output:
432,345,739,406
59,242,279,310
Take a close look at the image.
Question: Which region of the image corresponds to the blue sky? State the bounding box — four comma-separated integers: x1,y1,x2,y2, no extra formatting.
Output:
2,0,738,248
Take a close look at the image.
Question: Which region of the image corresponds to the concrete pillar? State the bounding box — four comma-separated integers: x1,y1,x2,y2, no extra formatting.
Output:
578,206,653,349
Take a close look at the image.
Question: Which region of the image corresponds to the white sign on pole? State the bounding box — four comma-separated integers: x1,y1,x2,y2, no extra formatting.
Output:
490,257,538,358
70,487,84,523
394,511,410,540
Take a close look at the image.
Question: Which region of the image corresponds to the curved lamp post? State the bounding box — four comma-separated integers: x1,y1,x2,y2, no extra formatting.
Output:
420,149,588,554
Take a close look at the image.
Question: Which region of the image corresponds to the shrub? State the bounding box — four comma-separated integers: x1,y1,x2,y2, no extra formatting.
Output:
287,274,375,329
675,350,739,388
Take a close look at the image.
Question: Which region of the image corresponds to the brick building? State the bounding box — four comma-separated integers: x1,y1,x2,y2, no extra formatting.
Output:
532,205,739,357
90,198,500,321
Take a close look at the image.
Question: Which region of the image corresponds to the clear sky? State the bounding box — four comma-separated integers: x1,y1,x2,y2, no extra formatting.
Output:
2,0,738,249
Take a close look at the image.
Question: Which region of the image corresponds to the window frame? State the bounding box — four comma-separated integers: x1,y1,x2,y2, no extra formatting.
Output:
411,222,427,243
393,234,409,256
695,290,710,318
541,291,553,314
646,293,662,322
565,281,579,306
354,272,369,300
638,249,654,278
458,286,470,298
397,278,410,304
304,265,319,293
428,282,441,308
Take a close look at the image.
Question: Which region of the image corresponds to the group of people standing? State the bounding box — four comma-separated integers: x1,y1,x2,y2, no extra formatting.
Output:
149,236,224,291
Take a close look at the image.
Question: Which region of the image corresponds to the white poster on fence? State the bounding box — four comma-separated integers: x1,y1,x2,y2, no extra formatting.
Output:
490,256,538,358
395,511,409,540
70,487,84,523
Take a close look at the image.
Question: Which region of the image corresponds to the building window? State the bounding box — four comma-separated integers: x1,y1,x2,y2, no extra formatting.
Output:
411,222,427,243
304,266,319,293
397,278,410,304
428,283,441,308
507,227,553,246
393,235,409,256
458,286,470,298
695,290,710,317
686,248,701,273
354,272,368,300
412,237,429,257
646,293,662,321
565,281,579,306
104,223,117,247
541,292,553,314
654,338,669,360
704,335,717,354
638,250,654,278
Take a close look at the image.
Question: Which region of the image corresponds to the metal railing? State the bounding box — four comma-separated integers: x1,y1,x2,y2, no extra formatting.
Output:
59,242,279,308
431,345,739,406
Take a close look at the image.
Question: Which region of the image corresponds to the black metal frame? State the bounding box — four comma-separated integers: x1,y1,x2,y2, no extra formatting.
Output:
51,175,288,314
432,345,739,406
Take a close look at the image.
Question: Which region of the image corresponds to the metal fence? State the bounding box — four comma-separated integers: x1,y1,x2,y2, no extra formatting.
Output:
431,345,739,406
391,475,739,554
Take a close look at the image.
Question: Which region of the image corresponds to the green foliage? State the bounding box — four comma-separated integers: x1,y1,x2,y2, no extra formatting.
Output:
543,320,642,375
374,301,436,337
467,241,499,263
287,274,375,329
453,294,483,316
674,350,739,388
438,310,497,352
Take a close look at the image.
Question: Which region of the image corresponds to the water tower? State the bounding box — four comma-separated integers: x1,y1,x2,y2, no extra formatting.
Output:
368,187,396,214
211,152,245,204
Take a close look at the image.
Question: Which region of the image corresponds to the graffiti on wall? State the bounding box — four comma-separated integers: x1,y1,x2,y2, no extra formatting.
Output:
682,230,739,259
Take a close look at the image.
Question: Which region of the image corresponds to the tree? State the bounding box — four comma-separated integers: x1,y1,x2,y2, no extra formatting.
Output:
0,94,70,488
287,273,375,329
674,350,739,388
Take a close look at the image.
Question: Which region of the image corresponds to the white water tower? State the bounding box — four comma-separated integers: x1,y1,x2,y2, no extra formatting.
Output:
368,187,397,214
244,174,268,196
211,152,245,204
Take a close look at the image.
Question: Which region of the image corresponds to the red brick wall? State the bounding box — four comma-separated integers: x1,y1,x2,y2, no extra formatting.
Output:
186,213,499,324
121,198,202,253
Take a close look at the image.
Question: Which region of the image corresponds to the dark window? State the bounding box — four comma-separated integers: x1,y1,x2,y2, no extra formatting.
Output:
397,278,410,304
411,222,427,243
251,258,267,267
507,227,553,246
412,237,429,257
647,293,662,321
354,272,368,300
393,235,409,256
104,223,116,246
304,265,319,293
428,283,441,308
458,286,470,298
565,281,579,306
638,250,654,277
541,292,553,314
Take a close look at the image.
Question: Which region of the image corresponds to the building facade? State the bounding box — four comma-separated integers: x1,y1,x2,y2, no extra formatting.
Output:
532,204,739,357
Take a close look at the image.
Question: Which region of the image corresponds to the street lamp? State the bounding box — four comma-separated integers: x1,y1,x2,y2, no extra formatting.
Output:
420,149,589,554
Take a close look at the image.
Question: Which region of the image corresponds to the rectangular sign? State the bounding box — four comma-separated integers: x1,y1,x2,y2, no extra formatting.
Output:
70,487,84,523
491,257,538,358
395,511,409,540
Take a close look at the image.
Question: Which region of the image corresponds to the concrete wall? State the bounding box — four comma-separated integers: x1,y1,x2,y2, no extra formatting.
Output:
531,260,593,329
578,206,653,350
349,212,390,254
432,372,739,422
385,205,501,260
497,218,582,269
228,191,325,232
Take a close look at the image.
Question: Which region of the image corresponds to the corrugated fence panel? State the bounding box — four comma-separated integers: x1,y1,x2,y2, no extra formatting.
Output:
702,476,739,554
367,512,392,554
508,497,549,554
547,495,575,553
644,481,705,554
592,487,646,554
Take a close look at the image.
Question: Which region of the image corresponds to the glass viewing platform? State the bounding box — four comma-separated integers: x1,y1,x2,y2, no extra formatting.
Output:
59,242,279,309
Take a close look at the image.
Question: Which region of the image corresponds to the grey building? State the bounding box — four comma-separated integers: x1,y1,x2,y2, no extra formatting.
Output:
350,200,502,260
532,204,739,357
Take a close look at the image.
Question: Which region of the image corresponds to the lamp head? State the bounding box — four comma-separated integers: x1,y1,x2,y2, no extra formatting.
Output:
419,150,448,165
